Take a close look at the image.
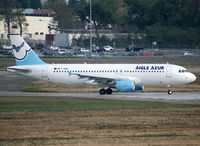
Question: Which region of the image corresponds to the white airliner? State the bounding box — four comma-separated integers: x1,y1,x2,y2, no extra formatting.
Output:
6,34,196,95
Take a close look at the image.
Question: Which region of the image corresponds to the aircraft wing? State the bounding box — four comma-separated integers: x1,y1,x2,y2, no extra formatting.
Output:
74,73,131,86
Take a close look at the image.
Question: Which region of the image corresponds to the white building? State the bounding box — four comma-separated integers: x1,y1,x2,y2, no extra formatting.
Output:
0,9,57,41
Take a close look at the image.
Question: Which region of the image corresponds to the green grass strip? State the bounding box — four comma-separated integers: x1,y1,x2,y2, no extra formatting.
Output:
0,96,200,111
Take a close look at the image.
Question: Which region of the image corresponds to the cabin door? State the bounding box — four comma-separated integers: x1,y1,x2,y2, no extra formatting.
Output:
166,66,172,78
42,66,48,78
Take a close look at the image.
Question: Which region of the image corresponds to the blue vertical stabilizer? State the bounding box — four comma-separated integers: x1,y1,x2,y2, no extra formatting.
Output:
10,34,46,66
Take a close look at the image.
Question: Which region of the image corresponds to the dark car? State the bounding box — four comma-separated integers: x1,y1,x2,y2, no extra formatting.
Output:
0,49,12,55
126,45,144,52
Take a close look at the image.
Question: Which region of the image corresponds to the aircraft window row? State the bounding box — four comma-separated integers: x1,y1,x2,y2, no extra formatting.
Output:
179,70,189,73
53,70,164,73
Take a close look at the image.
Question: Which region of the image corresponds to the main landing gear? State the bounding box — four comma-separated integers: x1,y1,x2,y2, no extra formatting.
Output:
99,88,112,95
168,84,173,95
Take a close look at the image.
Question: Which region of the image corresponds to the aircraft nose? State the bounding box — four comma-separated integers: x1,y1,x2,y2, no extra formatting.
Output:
190,73,196,82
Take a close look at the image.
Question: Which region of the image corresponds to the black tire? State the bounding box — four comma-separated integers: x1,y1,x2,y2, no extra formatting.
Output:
99,89,106,95
168,90,173,95
106,88,112,94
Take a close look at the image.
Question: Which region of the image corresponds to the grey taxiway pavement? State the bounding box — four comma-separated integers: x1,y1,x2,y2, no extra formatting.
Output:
0,91,200,103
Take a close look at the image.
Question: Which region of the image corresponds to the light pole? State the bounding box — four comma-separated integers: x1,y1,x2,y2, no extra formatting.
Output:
89,0,92,55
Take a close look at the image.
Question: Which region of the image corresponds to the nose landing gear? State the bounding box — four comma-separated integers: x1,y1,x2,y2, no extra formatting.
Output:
99,88,113,95
168,84,173,95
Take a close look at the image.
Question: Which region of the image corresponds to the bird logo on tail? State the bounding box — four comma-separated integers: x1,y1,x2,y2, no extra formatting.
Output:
12,42,24,53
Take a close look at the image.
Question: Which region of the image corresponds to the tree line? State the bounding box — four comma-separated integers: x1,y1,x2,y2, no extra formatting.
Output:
44,0,200,47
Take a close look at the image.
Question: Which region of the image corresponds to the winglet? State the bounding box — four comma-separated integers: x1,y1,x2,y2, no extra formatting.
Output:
9,34,46,66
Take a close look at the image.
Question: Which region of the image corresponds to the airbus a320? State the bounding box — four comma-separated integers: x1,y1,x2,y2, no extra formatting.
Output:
6,34,196,95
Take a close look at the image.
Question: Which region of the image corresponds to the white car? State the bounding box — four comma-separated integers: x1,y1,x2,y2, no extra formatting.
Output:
184,51,194,56
49,45,59,50
58,49,67,55
3,44,12,50
80,48,90,53
103,45,113,51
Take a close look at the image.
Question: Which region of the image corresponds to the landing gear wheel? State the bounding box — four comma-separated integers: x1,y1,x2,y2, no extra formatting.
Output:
168,84,173,95
168,90,173,95
106,88,112,94
99,89,106,95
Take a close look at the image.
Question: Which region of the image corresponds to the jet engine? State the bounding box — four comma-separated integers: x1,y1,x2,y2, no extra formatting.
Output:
116,80,144,92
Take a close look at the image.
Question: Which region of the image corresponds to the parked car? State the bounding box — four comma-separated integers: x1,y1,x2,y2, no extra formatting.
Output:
184,51,194,56
154,51,164,56
0,49,12,55
80,48,90,53
3,44,12,50
48,45,59,50
143,51,154,56
43,49,55,56
103,45,113,51
58,49,67,55
126,45,143,52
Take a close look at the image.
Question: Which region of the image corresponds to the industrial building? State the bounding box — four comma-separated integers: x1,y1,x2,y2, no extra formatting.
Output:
0,9,57,41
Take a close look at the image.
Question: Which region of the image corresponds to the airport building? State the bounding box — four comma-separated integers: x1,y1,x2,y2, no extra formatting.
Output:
0,9,57,41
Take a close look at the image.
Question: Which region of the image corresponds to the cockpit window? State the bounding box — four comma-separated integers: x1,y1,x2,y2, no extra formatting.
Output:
178,70,189,73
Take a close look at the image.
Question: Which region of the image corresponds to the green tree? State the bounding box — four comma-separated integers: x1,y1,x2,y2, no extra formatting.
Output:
78,0,128,29
44,0,75,29
16,0,30,8
16,0,41,8
124,0,152,29
0,0,16,38
30,0,41,9
0,0,27,37
14,8,26,36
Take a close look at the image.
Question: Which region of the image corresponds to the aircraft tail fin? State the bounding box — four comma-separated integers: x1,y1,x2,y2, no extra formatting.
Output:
9,34,46,66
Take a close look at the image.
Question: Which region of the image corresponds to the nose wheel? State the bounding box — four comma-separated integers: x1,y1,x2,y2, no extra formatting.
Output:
99,88,113,95
168,84,173,95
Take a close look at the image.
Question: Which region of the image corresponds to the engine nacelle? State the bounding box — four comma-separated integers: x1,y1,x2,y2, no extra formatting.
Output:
116,80,144,92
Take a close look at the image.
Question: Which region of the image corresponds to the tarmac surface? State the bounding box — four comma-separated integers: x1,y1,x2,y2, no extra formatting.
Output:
0,71,200,103
0,71,35,91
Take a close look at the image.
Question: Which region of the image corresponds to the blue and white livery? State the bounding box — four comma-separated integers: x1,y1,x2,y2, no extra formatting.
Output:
6,34,196,95
10,34,46,65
